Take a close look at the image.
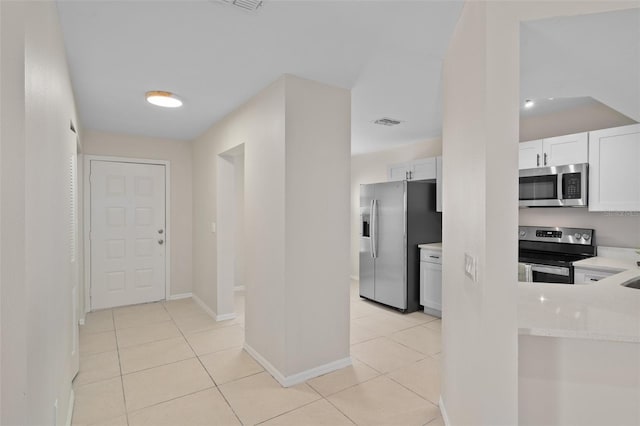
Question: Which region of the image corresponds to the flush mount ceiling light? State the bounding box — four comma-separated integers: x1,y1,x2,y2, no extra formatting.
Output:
524,99,535,109
145,91,183,108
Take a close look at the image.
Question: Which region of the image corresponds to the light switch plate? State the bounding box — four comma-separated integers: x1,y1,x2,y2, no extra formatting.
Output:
210,222,217,233
464,253,477,282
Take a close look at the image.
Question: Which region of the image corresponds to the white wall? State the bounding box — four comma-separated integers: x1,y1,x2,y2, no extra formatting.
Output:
441,2,639,425
192,74,350,382
234,154,245,289
1,1,81,424
283,75,351,377
519,336,639,426
441,2,519,423
350,139,442,278
82,130,193,297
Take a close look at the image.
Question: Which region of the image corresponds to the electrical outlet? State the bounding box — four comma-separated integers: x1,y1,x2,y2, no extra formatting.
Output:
464,253,477,282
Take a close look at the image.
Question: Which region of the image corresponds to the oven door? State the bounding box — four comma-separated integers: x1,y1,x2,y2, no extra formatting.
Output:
530,263,572,284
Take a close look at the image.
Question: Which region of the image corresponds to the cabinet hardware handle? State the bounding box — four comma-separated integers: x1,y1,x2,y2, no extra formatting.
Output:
544,152,548,166
536,154,540,167
429,255,440,259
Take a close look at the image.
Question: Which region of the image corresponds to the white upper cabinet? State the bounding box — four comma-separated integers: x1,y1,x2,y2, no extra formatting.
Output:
412,157,437,180
388,157,437,181
519,140,543,169
519,132,588,169
588,124,640,212
543,132,589,167
388,162,411,181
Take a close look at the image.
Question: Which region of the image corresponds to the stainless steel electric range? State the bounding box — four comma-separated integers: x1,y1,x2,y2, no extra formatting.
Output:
518,226,597,284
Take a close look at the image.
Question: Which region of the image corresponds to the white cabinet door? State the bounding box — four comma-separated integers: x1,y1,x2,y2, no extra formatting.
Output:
388,158,436,181
519,140,542,169
412,157,437,180
589,124,640,212
388,162,411,181
574,267,615,284
543,132,588,167
421,261,442,312
436,156,443,212
420,248,442,315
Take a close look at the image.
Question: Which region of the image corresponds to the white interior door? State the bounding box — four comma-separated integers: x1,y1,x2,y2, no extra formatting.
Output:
90,160,166,310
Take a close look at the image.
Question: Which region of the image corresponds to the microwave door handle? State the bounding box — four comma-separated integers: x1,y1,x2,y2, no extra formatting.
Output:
558,173,564,202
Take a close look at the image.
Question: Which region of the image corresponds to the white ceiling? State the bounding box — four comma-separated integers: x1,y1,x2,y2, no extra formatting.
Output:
56,0,464,155
57,3,640,155
520,8,640,123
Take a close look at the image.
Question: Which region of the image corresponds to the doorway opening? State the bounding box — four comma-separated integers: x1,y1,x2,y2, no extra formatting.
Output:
216,144,245,320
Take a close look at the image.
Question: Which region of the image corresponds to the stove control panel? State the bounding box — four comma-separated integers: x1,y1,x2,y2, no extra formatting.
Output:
519,226,594,245
536,230,562,238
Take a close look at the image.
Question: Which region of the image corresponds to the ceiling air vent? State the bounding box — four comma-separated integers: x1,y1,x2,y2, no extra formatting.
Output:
374,118,402,126
218,0,263,12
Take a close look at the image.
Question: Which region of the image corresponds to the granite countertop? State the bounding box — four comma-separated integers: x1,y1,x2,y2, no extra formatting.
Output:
518,264,640,343
418,242,442,250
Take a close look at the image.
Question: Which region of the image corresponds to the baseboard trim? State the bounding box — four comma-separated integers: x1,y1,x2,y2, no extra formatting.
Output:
350,275,359,281
233,286,245,292
439,396,450,426
191,294,217,319
167,292,193,301
216,313,237,321
243,342,352,387
66,388,75,426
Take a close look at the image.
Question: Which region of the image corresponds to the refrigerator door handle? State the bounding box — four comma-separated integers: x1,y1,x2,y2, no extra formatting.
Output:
371,199,378,258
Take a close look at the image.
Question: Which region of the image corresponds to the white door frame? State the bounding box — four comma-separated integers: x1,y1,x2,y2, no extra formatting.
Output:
83,155,171,313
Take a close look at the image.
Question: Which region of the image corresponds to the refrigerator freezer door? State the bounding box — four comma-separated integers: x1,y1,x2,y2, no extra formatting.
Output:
373,181,407,309
359,184,375,299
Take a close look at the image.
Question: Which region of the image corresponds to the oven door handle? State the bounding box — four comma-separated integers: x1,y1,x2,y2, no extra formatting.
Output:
530,264,570,277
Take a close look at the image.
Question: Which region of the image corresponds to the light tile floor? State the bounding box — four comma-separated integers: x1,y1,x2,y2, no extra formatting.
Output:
73,281,444,426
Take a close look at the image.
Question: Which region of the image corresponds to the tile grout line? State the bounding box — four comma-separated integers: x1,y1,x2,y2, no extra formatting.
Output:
111,309,131,426
122,302,220,420
170,299,245,426
385,371,441,408
322,393,359,426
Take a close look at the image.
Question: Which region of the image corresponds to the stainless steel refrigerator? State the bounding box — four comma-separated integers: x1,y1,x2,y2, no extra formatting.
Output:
359,180,442,312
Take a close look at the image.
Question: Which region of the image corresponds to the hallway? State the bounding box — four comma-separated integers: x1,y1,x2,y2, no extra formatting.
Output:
72,281,444,425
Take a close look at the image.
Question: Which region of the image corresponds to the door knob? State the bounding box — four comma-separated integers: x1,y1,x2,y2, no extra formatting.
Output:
158,229,164,234
158,239,164,245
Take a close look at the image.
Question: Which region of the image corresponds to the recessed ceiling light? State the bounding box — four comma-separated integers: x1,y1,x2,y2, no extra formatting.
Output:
145,91,183,108
524,99,535,109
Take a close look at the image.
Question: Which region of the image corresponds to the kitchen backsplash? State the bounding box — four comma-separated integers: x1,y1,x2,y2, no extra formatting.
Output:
519,207,640,249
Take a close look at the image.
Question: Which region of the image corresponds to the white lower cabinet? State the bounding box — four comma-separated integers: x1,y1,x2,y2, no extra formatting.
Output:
574,267,617,285
420,248,442,317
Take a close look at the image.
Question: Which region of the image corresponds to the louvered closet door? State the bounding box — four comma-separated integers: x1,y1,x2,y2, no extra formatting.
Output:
90,161,166,310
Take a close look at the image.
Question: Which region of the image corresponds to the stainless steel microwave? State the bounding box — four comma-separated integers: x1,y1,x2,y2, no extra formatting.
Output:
519,163,588,207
